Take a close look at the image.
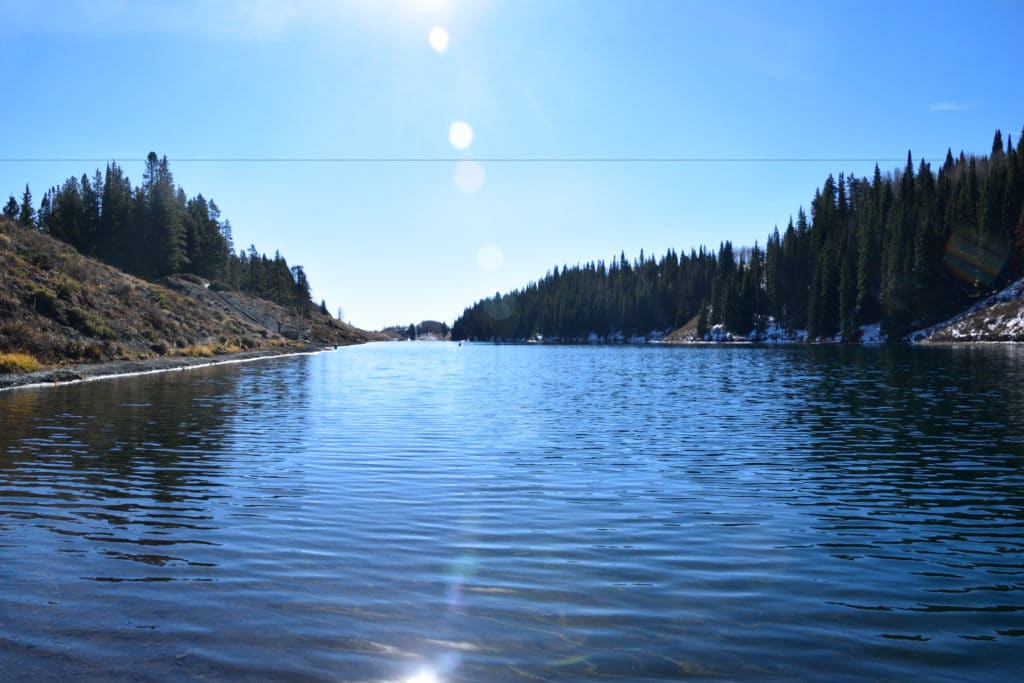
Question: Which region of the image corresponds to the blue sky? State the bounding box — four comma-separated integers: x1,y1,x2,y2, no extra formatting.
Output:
2,0,1022,329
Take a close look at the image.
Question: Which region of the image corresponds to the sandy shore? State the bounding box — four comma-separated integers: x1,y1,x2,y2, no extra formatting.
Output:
0,347,330,393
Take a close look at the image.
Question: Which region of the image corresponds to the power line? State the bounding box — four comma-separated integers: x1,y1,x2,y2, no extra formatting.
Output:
0,156,924,164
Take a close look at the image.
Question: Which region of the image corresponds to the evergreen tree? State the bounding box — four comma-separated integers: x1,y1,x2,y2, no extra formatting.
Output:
696,299,710,338
2,196,17,220
96,162,134,269
142,152,187,277
47,177,86,249
80,173,100,254
36,192,51,234
17,184,34,228
291,265,312,313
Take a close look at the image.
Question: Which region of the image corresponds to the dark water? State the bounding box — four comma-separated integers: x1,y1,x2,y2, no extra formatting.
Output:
1,343,1022,682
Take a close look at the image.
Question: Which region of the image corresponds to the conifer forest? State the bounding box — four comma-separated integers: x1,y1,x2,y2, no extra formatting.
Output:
453,129,1024,342
3,152,316,313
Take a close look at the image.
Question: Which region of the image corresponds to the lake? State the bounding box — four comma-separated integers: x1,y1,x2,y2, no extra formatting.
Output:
1,342,1022,681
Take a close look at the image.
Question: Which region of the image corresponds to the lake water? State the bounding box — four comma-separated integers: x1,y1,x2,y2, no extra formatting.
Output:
1,342,1022,681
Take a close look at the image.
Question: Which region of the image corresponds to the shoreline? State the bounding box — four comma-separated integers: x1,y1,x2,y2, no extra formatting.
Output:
6,338,1020,393
0,347,335,393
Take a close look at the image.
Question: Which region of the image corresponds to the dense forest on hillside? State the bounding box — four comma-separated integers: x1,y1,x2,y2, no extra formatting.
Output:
452,129,1024,342
3,153,319,313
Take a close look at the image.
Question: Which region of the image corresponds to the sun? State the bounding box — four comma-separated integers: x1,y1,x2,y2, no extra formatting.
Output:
428,26,449,52
448,121,474,150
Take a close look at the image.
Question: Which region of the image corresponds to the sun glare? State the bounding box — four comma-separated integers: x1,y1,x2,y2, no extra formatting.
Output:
406,668,440,683
448,121,474,150
428,26,449,52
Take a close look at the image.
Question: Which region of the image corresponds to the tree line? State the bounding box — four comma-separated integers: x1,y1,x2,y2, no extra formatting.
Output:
452,128,1024,342
4,152,317,313
382,320,451,340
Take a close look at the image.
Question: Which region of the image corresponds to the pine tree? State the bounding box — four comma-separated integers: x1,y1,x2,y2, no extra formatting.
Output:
96,162,134,269
882,152,930,336
143,152,187,277
992,129,1005,158
80,173,100,254
18,184,34,228
3,196,17,219
47,177,86,248
291,265,312,313
36,192,51,234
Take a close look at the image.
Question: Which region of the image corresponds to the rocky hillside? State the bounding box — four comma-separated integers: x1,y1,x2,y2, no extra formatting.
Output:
661,315,702,343
661,277,1024,344
916,277,1024,342
0,217,374,375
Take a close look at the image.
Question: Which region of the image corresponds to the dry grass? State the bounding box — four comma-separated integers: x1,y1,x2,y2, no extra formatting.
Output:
178,344,216,358
0,352,43,373
177,342,244,358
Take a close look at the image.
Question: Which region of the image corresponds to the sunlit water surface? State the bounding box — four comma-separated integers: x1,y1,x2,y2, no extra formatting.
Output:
1,343,1022,681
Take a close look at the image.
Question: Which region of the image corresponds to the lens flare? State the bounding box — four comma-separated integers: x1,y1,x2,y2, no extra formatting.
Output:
944,231,1009,286
454,160,485,192
428,26,449,53
448,121,474,150
476,244,504,271
483,293,515,320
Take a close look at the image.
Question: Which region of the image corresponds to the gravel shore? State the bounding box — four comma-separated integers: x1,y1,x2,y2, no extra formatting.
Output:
0,347,327,392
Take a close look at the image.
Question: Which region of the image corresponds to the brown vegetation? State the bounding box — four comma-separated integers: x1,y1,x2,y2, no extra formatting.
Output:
0,217,375,375
0,352,43,373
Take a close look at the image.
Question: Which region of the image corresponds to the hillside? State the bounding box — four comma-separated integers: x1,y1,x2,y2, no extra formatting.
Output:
0,217,374,385
658,280,1024,344
916,276,1024,342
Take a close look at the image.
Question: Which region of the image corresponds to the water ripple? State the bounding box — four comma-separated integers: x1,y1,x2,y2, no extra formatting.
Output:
1,344,1022,681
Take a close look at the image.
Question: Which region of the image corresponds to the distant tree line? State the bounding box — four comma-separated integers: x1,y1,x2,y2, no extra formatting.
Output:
453,128,1024,341
4,152,316,313
382,320,451,340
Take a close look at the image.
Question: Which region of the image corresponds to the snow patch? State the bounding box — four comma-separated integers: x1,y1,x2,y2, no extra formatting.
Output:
858,323,885,344
910,275,1024,341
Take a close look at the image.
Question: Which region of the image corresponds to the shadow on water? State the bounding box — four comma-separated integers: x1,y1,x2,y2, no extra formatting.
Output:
0,356,321,680
1,356,315,498
0,358,313,577
1,369,234,503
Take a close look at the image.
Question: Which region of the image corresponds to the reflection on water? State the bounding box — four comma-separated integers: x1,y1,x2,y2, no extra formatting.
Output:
1,344,1021,681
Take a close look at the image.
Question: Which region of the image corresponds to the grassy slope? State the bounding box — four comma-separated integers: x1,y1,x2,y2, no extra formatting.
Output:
0,217,374,369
